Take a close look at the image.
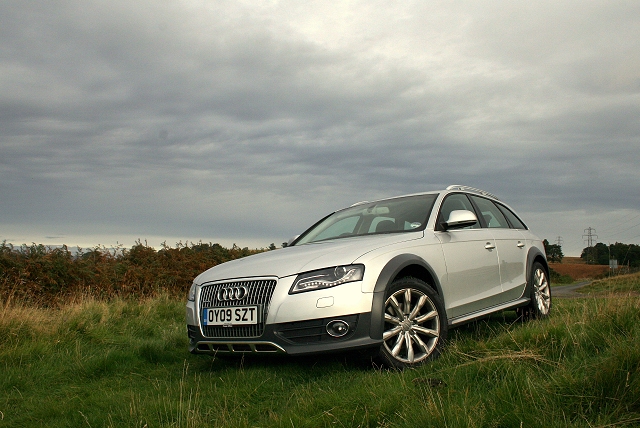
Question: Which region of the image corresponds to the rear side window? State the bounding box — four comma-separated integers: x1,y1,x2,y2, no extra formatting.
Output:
496,204,527,229
469,195,509,228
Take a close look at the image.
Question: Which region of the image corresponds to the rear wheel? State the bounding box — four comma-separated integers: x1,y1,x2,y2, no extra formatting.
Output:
518,262,552,320
378,278,447,369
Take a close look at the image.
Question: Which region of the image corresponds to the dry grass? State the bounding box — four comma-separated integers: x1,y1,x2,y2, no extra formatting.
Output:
549,262,610,280
562,257,586,264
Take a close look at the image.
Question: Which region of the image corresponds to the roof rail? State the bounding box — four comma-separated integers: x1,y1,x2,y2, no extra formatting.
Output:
445,185,500,201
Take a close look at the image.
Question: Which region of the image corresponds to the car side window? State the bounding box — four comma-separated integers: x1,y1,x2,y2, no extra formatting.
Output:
496,203,527,229
438,194,479,229
469,195,509,228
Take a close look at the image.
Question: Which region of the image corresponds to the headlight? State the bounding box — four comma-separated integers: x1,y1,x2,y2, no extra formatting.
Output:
188,283,197,301
289,265,364,294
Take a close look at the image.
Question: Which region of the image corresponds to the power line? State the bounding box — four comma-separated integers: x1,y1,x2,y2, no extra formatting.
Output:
604,221,640,239
599,214,640,234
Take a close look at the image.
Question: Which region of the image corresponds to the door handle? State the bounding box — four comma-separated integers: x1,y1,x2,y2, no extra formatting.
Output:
485,242,496,250
517,241,525,248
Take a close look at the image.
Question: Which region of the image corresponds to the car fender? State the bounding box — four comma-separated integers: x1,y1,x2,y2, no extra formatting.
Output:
523,246,548,298
369,253,443,340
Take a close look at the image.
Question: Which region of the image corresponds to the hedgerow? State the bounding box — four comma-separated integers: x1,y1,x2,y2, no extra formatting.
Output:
0,240,264,306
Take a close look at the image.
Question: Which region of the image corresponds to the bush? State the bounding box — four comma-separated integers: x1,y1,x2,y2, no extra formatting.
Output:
0,240,266,306
549,267,573,284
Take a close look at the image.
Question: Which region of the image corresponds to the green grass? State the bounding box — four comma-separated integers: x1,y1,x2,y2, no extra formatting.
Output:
580,272,640,294
2,278,640,427
549,268,574,285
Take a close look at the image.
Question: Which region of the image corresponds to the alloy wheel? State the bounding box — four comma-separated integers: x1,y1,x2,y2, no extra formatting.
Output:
533,267,551,315
382,287,440,365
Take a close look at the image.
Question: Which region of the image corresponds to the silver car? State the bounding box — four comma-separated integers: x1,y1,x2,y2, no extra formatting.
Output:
186,185,551,368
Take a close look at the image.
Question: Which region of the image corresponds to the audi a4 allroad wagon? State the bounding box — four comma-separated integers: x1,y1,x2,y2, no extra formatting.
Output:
186,185,552,368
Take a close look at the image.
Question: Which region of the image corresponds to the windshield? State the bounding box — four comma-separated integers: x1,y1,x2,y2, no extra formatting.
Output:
295,194,438,245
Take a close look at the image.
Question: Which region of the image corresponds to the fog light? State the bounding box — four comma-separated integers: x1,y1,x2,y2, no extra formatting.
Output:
326,320,350,337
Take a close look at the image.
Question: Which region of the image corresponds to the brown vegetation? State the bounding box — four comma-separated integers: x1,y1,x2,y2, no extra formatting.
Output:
549,262,610,281
0,241,265,307
560,256,586,264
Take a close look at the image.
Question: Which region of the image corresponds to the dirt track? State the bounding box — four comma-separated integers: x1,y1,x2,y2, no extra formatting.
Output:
552,281,592,298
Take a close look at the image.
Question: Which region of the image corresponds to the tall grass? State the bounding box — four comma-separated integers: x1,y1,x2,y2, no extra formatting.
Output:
581,272,640,294
2,274,639,427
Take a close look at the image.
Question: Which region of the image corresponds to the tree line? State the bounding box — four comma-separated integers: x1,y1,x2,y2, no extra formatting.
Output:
543,239,640,268
580,242,640,267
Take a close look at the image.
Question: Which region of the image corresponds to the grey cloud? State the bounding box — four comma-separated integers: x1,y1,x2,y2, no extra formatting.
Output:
1,1,639,252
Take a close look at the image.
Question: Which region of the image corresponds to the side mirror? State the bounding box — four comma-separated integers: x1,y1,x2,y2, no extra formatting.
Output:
443,210,477,230
284,235,300,247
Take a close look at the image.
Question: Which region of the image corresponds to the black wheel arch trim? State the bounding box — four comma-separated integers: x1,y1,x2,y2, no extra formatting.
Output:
369,254,443,340
372,253,443,294
524,247,549,298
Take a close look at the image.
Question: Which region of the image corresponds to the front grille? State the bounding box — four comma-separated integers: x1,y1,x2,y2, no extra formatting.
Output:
199,279,277,338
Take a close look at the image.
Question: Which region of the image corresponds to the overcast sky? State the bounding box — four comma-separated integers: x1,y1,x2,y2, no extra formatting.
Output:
1,0,639,256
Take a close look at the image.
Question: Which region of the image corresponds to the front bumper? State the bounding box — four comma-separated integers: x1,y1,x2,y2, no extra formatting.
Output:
187,312,382,356
186,275,384,356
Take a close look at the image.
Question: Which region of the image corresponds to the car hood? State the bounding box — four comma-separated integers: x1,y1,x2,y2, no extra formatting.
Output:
194,232,423,284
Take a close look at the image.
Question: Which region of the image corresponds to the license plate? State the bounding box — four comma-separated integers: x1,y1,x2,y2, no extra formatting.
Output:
202,306,259,326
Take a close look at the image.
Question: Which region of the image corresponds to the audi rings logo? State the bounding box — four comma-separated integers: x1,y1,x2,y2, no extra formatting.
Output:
216,286,249,302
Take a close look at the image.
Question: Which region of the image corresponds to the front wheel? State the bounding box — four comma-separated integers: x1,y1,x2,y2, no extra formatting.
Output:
518,262,552,320
378,278,448,369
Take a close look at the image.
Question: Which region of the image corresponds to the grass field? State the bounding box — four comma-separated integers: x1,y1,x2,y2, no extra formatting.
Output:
548,262,610,281
2,274,640,427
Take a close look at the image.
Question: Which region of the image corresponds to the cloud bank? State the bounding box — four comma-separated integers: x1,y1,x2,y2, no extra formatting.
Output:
1,1,639,255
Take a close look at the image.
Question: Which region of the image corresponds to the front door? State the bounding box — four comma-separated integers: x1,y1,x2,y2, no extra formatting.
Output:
434,193,502,319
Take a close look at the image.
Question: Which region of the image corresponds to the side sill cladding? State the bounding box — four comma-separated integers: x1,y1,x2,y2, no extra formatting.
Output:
369,254,442,340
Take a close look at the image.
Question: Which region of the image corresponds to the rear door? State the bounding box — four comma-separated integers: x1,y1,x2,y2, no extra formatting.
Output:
469,195,528,300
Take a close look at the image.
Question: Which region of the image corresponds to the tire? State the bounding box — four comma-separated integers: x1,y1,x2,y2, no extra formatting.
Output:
517,262,552,320
377,277,448,369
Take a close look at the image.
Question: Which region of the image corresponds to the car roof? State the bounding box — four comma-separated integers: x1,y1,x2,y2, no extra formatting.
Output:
349,185,501,208
443,185,501,200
